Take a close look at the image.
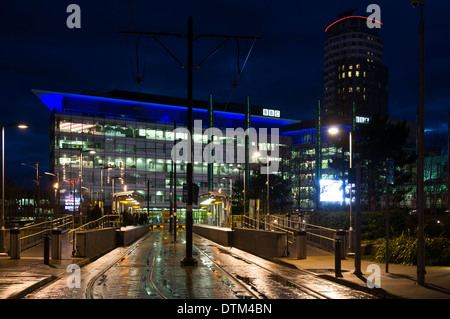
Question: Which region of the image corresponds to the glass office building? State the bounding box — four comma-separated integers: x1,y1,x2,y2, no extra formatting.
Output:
33,89,297,225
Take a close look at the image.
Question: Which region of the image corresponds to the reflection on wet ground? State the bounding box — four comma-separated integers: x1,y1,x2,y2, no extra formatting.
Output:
25,230,375,299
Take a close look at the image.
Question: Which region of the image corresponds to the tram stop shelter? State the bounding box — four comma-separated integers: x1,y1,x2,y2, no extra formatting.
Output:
112,190,145,214
198,191,231,227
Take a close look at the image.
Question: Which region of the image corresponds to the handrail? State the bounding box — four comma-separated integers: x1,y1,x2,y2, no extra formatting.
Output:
270,214,338,240
240,215,295,244
19,215,74,240
68,214,122,256
68,214,121,244
306,231,336,242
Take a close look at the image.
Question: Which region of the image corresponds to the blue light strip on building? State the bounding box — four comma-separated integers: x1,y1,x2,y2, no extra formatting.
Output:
33,89,298,126
284,125,351,135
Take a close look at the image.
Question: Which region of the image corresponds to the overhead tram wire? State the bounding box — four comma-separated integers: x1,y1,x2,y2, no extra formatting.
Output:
125,0,153,119
220,0,273,117
119,18,260,266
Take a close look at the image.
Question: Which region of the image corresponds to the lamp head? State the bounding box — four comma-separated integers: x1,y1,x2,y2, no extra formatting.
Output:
410,0,421,7
328,127,339,135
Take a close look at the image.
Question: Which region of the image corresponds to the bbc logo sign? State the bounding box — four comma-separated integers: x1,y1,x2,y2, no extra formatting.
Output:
263,108,280,118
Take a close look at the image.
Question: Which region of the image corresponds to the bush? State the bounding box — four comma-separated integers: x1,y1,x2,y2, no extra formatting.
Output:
374,232,450,266
308,210,407,241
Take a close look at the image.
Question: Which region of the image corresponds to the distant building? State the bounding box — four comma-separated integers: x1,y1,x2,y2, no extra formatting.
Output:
33,89,296,225
324,10,388,122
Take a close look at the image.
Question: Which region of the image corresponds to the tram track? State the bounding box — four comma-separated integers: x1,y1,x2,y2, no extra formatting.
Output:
86,231,262,299
85,232,152,299
85,230,372,299
145,232,262,299
193,235,329,299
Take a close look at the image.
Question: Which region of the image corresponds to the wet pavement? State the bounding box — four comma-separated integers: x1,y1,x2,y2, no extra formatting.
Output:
23,229,373,299
2,226,449,301
277,244,450,299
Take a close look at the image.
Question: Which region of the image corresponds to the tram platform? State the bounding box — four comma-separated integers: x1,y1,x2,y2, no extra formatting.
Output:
0,225,449,300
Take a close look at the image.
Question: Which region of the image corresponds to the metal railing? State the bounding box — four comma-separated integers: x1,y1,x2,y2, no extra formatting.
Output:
232,213,347,255
19,215,74,250
239,215,296,245
67,214,121,256
270,214,341,253
68,214,121,244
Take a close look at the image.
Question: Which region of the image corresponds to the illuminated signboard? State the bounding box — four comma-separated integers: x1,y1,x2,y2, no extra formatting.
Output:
320,179,343,202
320,179,355,203
356,116,370,124
263,108,281,118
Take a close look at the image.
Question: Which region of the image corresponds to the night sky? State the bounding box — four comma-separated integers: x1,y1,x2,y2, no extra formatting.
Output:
1,0,449,188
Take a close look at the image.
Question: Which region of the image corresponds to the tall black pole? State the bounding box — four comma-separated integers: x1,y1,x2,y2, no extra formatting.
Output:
315,100,322,211
354,164,362,276
169,167,173,233
174,121,177,243
147,179,151,230
416,0,426,285
448,109,450,211
181,16,197,266
385,183,390,273
118,18,257,266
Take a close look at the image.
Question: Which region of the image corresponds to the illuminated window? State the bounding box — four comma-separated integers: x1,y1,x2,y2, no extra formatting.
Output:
342,72,345,79
349,65,353,70
349,87,353,93
355,71,360,77
356,87,360,92
356,64,360,69
348,71,352,77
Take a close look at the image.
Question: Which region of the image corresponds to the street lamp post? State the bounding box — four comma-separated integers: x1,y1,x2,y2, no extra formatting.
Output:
44,172,60,219
410,0,426,285
328,126,353,230
221,177,233,227
21,162,40,219
1,123,28,255
111,176,123,214
79,149,96,223
253,151,270,217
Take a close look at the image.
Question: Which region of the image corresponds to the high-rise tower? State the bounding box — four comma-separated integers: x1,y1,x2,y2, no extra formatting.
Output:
324,10,388,122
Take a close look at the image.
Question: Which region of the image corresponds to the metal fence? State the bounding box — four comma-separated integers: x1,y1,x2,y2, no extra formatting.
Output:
67,214,121,256
19,215,74,251
234,213,344,254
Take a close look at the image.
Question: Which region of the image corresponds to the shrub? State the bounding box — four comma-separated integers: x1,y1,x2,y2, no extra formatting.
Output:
374,232,450,266
308,210,407,241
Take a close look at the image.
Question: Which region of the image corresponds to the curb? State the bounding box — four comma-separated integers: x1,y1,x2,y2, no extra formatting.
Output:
318,274,403,299
6,231,153,299
272,257,403,299
7,275,58,299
